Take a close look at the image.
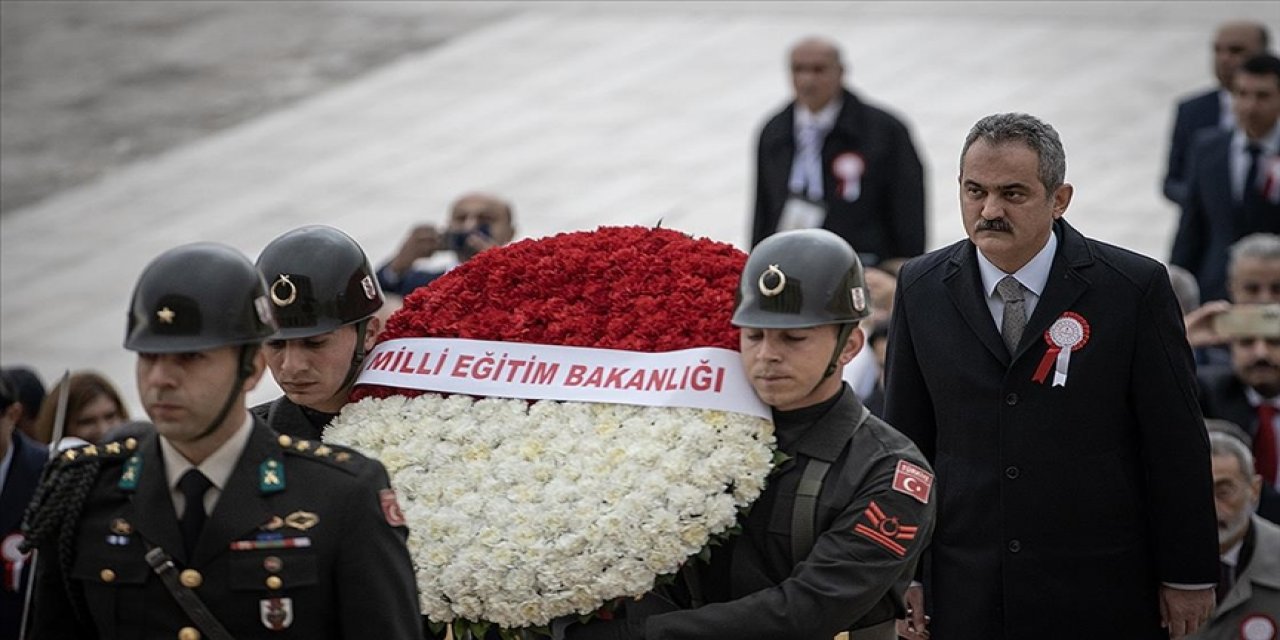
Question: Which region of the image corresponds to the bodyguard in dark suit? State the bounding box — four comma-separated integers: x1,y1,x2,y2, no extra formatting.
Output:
22,242,421,639
752,37,925,267
252,226,385,441
0,376,47,640
1163,21,1269,206
1172,54,1280,304
885,113,1218,639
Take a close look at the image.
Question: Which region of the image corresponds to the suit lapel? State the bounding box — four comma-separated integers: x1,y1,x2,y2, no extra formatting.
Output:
1014,220,1092,362
944,241,1010,365
122,433,186,562
191,421,275,566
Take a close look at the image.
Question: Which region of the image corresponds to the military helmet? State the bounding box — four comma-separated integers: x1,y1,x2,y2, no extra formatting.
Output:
125,242,277,353
732,229,870,328
255,225,383,340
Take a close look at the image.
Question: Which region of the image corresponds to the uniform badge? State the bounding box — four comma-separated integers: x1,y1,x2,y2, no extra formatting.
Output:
259,458,285,494
156,306,176,324
832,152,865,202
1032,311,1090,386
118,454,142,491
2,533,29,592
1242,614,1277,640
107,518,133,545
270,274,298,307
260,597,294,630
852,500,918,558
361,274,378,300
380,488,406,527
851,286,867,313
283,511,319,531
891,460,933,504
758,265,786,297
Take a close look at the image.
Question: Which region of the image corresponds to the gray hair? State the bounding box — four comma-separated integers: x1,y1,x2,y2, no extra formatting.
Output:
1229,233,1280,274
962,113,1067,194
1208,429,1256,479
1166,264,1201,315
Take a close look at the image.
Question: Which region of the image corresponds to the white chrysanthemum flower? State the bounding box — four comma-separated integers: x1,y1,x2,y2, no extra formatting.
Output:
325,394,774,631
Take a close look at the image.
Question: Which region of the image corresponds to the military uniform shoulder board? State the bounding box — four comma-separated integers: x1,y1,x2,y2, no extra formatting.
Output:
274,434,364,475
54,437,140,467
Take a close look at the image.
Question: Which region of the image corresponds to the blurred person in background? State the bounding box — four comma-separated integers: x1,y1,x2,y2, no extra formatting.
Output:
377,191,516,296
0,367,45,442
1171,53,1280,304
751,36,925,269
0,374,47,640
31,370,129,448
1184,428,1280,639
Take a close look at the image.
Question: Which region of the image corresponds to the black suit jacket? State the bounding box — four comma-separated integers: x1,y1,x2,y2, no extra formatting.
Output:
1,432,46,640
1164,88,1222,205
28,418,422,639
885,219,1218,639
1170,128,1280,302
752,88,925,265
1196,367,1280,524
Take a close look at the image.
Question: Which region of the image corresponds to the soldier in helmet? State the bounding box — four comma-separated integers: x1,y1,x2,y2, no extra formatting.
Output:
252,225,384,440
563,229,936,640
21,242,421,639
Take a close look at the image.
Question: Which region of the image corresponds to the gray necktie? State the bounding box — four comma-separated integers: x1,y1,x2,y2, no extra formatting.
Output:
997,276,1027,353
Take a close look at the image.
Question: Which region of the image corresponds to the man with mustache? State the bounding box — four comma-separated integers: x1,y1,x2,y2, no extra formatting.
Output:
1197,318,1280,524
252,225,384,440
885,113,1218,639
1185,429,1280,639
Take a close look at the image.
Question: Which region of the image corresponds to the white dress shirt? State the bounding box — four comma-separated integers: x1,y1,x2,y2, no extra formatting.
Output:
976,230,1058,331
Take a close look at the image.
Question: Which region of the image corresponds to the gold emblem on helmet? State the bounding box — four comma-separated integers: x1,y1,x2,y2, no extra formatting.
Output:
758,264,786,297
156,307,176,324
270,274,298,307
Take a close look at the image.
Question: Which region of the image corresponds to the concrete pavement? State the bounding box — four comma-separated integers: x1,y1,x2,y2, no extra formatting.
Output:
3,1,1275,410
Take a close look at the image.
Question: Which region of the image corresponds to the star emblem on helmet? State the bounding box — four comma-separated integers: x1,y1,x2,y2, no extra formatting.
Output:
758,264,786,297
270,274,298,307
156,307,176,324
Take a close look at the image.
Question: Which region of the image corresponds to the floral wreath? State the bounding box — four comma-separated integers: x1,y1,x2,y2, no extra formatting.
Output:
326,226,776,638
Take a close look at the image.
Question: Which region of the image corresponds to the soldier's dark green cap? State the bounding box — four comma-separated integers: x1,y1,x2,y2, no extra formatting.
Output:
732,229,870,329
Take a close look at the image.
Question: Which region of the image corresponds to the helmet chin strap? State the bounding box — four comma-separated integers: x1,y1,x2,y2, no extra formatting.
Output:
337,318,372,397
822,323,857,379
195,344,257,441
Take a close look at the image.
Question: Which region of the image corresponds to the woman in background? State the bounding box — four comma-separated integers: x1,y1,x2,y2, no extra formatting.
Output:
32,370,128,446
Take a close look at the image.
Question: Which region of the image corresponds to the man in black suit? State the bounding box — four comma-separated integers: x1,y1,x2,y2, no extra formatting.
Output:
1171,54,1280,304
0,374,47,640
1163,21,1269,206
22,242,421,639
885,112,1218,639
1197,318,1280,525
751,36,925,268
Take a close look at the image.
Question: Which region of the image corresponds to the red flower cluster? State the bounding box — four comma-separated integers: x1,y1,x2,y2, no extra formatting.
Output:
354,226,747,401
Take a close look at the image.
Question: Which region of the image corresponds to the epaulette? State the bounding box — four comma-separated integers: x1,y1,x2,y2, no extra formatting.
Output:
51,438,140,467
273,434,364,475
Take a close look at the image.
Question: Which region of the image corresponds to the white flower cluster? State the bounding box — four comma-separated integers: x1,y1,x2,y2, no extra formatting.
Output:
325,393,774,630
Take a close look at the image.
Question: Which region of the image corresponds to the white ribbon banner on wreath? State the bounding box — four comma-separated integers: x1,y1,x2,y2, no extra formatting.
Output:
356,337,771,420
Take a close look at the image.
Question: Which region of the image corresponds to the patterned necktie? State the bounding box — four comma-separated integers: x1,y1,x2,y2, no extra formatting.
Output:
997,276,1027,354
789,122,825,200
179,469,213,558
1243,143,1263,208
1256,403,1278,487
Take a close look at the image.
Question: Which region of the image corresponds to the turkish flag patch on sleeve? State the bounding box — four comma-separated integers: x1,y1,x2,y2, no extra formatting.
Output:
892,459,933,504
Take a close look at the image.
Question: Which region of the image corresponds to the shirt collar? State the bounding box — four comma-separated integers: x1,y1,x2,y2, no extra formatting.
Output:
1243,386,1280,409
160,413,254,494
794,98,842,132
1222,535,1245,566
1232,121,1280,155
976,227,1058,298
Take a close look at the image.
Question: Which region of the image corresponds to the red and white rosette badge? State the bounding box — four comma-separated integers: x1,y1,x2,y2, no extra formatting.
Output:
1031,312,1090,386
